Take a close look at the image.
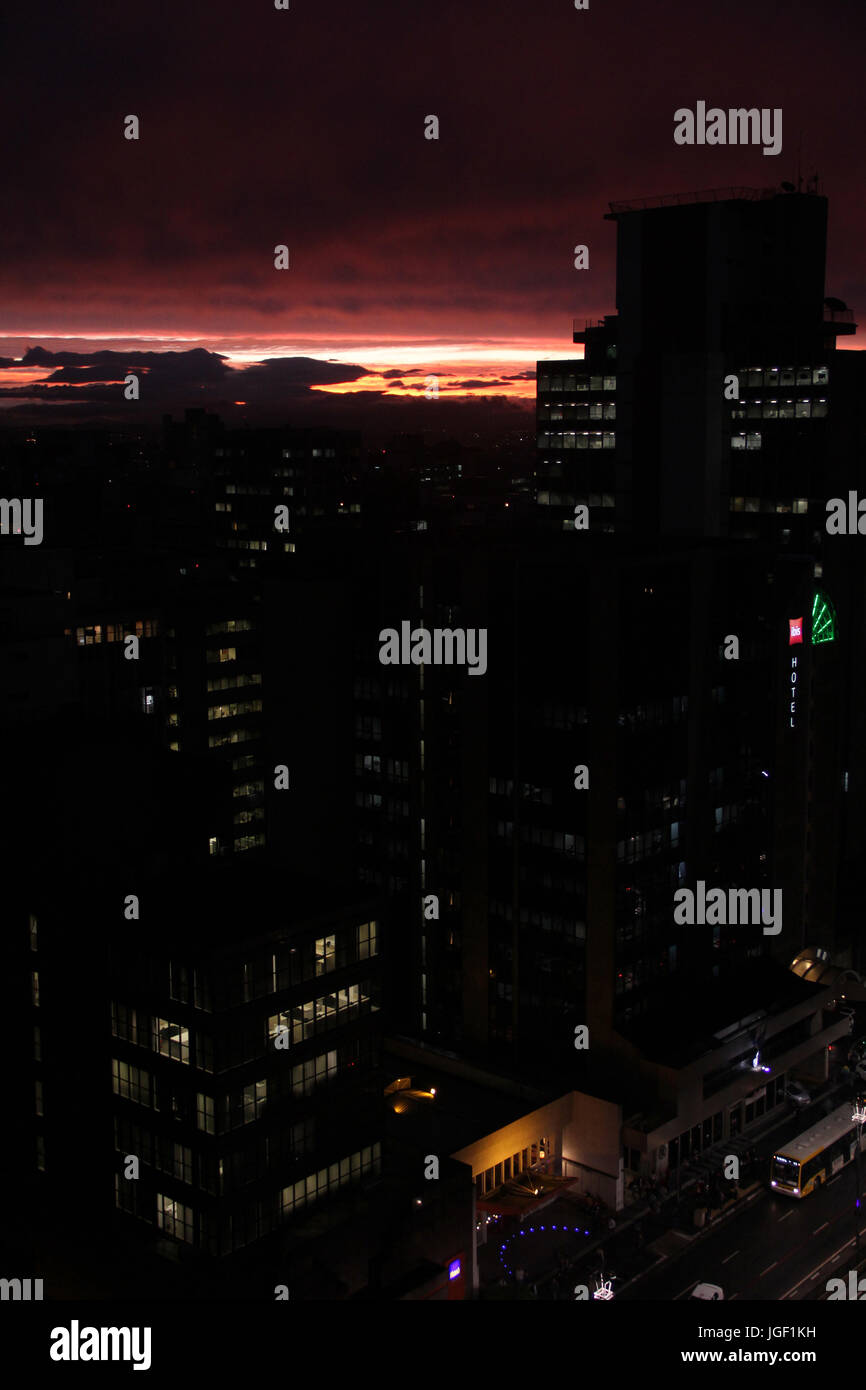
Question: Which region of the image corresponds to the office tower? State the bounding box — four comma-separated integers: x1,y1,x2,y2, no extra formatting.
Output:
107,866,384,1272
537,187,866,968
537,188,861,543
337,189,864,1194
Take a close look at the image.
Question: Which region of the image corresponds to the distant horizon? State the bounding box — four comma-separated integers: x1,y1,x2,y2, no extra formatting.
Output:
0,323,860,434
4,0,864,433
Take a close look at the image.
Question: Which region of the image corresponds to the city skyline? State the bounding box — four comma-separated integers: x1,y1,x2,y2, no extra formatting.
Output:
2,0,864,430
4,0,866,1350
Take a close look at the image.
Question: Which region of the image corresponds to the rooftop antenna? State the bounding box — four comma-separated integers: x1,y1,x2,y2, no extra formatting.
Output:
797,132,803,193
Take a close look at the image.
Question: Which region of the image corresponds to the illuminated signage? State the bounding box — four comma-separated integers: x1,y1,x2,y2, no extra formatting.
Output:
448,1259,461,1281
812,592,836,645
787,618,802,728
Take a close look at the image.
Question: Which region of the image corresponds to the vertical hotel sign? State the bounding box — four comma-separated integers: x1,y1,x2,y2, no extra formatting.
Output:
788,617,802,727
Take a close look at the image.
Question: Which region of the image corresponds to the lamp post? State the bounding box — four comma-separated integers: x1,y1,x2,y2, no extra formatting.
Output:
851,1095,866,1263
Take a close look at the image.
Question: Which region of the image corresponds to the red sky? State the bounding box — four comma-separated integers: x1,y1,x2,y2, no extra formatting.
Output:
1,0,863,420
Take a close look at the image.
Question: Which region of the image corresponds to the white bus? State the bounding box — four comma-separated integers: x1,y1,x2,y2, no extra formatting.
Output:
770,1102,866,1198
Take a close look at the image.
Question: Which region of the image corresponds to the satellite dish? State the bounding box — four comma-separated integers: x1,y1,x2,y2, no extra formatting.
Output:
824,297,848,312
781,181,796,192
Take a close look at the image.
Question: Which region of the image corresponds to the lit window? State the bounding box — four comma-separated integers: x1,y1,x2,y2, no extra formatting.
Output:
357,920,378,959
156,1194,194,1243
153,1018,190,1064
291,1050,338,1098
31,970,39,1007
112,1059,154,1107
226,1080,267,1128
208,699,263,721
315,936,336,975
208,727,254,748
234,831,266,851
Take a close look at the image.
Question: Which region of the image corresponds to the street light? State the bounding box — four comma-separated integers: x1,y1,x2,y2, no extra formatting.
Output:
851,1094,866,1261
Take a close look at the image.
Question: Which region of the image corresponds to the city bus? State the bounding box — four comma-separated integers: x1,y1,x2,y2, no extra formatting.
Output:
770,1102,866,1198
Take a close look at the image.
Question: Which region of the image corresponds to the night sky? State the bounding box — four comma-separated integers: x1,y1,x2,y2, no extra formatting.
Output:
2,0,863,426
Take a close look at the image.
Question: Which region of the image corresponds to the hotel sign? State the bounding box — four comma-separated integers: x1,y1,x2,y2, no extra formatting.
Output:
788,618,801,728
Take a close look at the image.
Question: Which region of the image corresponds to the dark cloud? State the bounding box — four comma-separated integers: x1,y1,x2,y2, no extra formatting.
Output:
237,357,368,390
0,348,382,425
20,346,229,378
0,349,364,399
0,0,860,348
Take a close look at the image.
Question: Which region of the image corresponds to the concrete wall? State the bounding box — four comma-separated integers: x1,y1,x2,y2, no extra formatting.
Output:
452,1090,624,1210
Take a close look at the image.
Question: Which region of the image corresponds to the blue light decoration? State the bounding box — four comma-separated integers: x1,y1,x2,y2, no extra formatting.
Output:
498,1219,596,1277
448,1259,461,1281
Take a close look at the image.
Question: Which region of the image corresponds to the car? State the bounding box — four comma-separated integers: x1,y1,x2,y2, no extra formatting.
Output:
690,1283,725,1300
786,1081,811,1108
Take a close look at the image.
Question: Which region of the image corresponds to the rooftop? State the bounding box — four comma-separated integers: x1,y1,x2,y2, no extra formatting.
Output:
606,186,787,216
620,957,826,1069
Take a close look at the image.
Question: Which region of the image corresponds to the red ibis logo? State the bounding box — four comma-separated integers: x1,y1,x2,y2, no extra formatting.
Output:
789,618,803,645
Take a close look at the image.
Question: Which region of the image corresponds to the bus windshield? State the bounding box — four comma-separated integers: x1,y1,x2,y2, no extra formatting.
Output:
771,1154,800,1187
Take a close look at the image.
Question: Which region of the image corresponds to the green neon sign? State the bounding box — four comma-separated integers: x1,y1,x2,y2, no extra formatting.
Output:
812,591,836,645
